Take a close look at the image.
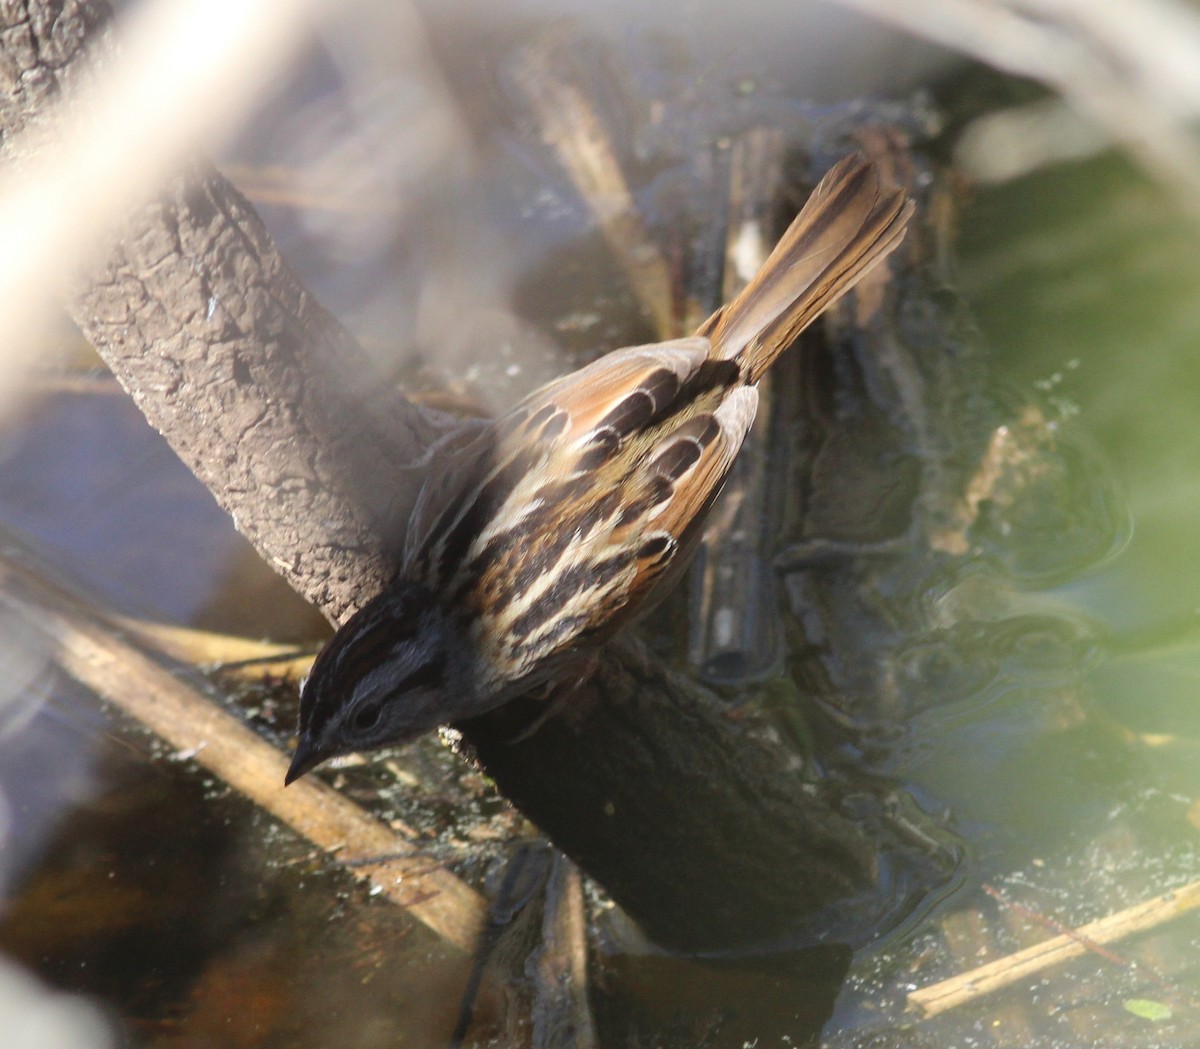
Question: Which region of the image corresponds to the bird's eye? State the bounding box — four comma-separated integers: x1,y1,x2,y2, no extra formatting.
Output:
353,703,382,731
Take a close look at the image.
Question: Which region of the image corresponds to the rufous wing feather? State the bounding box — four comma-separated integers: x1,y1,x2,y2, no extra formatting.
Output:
620,385,759,611
511,338,712,457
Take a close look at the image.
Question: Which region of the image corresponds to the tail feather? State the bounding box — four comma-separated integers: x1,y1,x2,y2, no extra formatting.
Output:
697,153,913,385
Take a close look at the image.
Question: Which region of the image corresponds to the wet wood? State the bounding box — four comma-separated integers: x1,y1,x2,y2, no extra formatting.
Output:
460,631,892,951
908,879,1200,1017
0,549,486,953
508,38,677,339
530,856,596,1049
935,905,1039,1044
687,127,788,681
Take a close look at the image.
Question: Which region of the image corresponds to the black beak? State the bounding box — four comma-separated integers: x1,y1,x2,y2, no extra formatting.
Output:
284,736,324,785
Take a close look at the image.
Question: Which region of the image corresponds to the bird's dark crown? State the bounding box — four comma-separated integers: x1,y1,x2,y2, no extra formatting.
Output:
289,580,465,781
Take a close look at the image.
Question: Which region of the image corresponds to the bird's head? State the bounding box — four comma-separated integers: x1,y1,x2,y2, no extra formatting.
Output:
286,582,467,784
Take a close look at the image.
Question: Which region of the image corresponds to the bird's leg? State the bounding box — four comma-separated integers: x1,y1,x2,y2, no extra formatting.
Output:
506,652,603,744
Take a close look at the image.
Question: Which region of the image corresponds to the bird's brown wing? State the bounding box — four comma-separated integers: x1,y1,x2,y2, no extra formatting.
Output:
404,338,755,688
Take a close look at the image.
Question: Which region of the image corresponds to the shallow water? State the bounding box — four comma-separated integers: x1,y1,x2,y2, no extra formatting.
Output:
2,6,1199,1048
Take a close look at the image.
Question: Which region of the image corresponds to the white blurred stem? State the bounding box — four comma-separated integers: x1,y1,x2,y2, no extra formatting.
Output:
0,0,338,408
833,0,1200,211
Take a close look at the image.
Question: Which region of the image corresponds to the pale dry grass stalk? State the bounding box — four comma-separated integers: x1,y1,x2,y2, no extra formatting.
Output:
834,0,1200,210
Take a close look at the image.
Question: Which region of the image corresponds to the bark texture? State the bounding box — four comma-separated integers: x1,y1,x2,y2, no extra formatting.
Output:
0,0,450,624
463,639,897,949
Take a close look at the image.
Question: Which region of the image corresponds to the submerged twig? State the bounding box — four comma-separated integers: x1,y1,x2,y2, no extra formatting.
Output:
113,616,315,680
908,879,1200,1017
687,127,788,682
220,162,405,217
0,548,485,952
931,404,1060,556
981,883,1136,969
530,854,596,1049
508,40,677,339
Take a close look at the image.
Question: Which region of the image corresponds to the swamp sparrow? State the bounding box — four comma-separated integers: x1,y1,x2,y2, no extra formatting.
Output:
286,154,912,784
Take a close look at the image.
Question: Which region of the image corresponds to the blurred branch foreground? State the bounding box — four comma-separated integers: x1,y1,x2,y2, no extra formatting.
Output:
0,1,951,952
